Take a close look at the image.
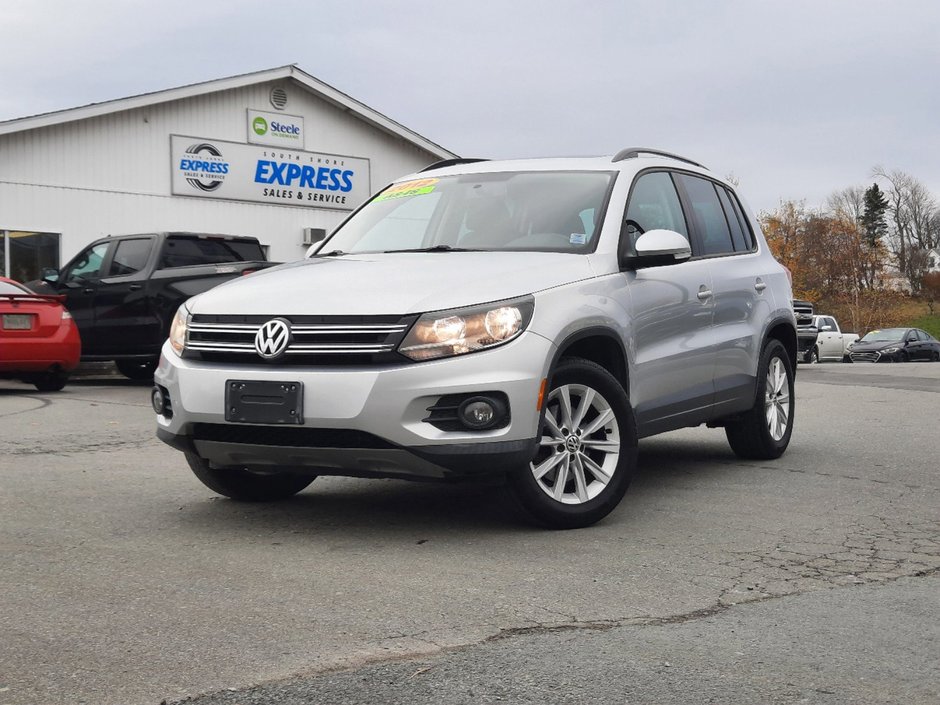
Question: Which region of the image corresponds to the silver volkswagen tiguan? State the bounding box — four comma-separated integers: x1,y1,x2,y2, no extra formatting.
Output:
154,148,797,528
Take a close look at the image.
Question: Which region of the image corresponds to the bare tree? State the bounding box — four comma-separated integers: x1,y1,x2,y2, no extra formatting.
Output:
872,166,939,292
826,186,865,223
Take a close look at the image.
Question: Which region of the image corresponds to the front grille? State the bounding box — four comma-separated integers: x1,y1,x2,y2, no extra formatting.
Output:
184,313,418,366
850,352,879,362
192,423,396,449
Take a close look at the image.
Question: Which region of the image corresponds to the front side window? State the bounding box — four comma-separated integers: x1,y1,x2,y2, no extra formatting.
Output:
622,171,689,257
62,242,109,284
318,171,616,255
108,238,153,277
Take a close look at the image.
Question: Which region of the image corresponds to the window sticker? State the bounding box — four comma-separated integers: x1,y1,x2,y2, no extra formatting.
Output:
569,233,587,245
374,178,439,202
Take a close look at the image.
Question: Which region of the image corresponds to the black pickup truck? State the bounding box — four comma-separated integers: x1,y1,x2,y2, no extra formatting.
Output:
30,232,274,379
793,299,819,363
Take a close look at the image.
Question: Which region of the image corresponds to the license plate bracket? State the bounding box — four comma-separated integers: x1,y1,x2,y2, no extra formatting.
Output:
2,313,32,330
225,380,304,425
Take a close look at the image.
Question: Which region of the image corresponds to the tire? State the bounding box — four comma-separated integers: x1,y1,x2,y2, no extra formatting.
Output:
725,339,794,460
808,347,819,364
932,350,940,362
507,358,637,529
32,369,69,392
185,451,315,501
115,358,158,380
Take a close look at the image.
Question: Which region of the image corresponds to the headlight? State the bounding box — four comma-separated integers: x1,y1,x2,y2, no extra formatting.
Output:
883,347,899,354
398,296,534,361
169,303,190,356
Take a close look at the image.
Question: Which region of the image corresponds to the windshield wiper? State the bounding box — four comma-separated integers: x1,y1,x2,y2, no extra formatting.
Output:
314,249,346,257
381,245,479,254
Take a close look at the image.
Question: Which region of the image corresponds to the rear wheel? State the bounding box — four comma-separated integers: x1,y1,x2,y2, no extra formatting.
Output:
115,358,158,380
32,369,69,392
507,358,637,529
185,452,316,501
725,339,794,460
808,347,819,364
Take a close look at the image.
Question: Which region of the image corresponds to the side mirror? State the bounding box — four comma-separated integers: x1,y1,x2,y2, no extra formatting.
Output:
41,267,60,284
819,325,832,332
623,229,692,269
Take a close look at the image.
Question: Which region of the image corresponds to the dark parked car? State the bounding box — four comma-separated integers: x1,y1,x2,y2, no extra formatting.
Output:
848,328,940,362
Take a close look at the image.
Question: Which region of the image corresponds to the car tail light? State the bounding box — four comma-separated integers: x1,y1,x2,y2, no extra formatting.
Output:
61,309,72,320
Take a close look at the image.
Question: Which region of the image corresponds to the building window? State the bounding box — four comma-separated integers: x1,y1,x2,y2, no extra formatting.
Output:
0,231,61,283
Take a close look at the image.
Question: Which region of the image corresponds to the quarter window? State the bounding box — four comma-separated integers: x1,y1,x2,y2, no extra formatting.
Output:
715,187,749,252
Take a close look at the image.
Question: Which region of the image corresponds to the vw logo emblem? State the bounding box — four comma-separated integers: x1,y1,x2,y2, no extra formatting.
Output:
254,318,292,359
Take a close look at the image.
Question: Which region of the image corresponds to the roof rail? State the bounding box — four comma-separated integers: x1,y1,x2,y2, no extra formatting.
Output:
419,157,489,173
612,147,706,169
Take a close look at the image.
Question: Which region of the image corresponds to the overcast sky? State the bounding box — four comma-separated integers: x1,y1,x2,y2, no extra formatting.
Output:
2,0,938,213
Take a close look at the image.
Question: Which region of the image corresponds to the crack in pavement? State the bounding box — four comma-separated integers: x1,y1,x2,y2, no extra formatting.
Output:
168,515,940,704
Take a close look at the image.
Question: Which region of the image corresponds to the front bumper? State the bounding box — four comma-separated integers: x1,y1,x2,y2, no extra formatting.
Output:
849,350,896,363
154,332,553,479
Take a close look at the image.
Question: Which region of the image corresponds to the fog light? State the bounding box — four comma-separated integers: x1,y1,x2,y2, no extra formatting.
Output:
457,396,506,430
151,386,166,415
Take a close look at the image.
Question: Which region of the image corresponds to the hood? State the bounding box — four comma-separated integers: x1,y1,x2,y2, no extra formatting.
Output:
851,338,904,351
188,251,595,316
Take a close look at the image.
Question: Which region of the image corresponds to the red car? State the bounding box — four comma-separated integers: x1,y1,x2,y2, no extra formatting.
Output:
0,277,81,391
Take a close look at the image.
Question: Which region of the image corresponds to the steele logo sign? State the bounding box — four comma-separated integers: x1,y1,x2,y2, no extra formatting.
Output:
248,109,304,147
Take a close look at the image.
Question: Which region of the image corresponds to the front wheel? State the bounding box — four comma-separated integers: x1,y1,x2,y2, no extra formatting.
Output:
185,452,316,501
507,358,637,529
725,339,795,460
808,347,819,364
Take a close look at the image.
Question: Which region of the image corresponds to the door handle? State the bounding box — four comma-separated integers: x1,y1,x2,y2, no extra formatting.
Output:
697,287,712,301
83,288,95,294
754,278,767,292
129,284,142,291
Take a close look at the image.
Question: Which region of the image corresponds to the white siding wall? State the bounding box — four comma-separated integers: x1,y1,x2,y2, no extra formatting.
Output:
0,81,441,264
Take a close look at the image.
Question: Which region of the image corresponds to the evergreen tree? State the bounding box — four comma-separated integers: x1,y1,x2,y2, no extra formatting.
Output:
860,183,889,247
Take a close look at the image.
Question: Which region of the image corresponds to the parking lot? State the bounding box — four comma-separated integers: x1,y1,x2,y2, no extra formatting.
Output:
1,362,939,704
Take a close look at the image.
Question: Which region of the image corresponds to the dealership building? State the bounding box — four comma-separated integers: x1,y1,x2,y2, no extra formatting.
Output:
0,65,455,282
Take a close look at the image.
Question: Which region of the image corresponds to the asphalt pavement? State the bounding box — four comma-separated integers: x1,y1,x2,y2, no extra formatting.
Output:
0,361,938,704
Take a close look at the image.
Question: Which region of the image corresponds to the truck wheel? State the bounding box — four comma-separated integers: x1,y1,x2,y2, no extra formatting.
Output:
507,358,637,529
185,452,315,501
808,347,819,364
115,358,158,380
725,339,794,460
32,368,70,392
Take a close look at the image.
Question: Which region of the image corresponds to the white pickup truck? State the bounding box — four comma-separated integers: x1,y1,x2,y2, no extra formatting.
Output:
805,315,859,363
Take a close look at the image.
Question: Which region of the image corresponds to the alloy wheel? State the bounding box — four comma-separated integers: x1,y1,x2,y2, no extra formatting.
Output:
530,383,620,505
765,357,790,441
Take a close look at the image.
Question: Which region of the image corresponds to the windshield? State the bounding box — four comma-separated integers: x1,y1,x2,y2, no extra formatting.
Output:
860,328,906,342
315,171,616,255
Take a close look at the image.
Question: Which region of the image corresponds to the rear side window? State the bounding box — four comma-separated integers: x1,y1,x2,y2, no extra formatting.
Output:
160,237,264,268
674,174,735,256
0,280,28,295
108,238,152,277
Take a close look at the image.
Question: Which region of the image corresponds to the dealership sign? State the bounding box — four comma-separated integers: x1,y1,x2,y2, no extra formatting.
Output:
247,109,305,148
170,136,370,210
